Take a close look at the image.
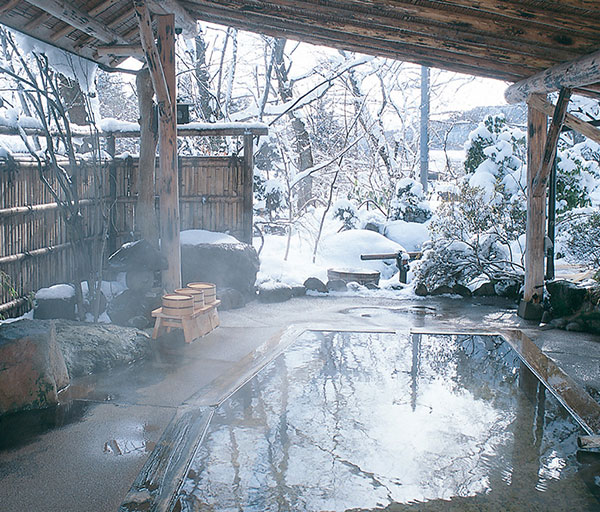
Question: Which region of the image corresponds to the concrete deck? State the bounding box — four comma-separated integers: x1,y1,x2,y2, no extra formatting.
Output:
1,295,599,511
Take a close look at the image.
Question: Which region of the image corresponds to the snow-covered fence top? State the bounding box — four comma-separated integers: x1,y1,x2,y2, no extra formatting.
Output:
0,117,268,139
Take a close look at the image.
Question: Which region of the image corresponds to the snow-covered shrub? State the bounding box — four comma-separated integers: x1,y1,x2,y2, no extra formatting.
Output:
264,179,286,213
414,182,524,293
389,178,431,223
557,210,600,268
332,198,358,230
416,234,512,292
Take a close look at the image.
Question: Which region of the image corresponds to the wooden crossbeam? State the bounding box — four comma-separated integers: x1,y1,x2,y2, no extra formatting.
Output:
96,44,144,58
133,0,171,111
24,0,130,44
506,48,600,104
528,94,600,145
531,88,571,198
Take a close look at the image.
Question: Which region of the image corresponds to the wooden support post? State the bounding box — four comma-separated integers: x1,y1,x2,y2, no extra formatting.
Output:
242,132,254,244
135,68,159,248
156,13,180,292
532,88,571,197
522,95,548,311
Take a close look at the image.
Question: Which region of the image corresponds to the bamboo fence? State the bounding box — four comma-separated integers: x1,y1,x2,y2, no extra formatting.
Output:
0,154,249,317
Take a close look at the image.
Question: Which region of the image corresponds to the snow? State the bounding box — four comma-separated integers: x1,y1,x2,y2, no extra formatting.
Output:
99,118,139,132
180,229,240,246
383,220,430,252
12,30,97,94
35,284,75,300
320,230,407,280
0,309,34,324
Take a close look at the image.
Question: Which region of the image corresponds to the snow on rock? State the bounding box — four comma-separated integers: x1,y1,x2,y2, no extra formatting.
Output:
35,284,75,300
180,229,239,246
383,220,430,252
320,229,407,280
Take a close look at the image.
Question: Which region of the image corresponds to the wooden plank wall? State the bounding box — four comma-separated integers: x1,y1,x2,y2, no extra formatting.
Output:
111,155,246,248
0,154,248,317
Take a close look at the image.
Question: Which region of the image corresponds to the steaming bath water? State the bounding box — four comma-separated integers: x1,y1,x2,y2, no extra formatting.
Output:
175,331,600,511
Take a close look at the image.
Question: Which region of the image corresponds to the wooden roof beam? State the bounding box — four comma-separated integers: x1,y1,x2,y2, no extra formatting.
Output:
96,44,144,58
531,87,571,198
506,49,600,103
147,0,197,38
528,94,600,145
24,0,130,44
184,7,538,81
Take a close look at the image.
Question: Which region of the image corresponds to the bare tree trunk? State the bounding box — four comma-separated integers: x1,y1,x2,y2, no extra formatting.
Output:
136,68,159,247
273,38,314,209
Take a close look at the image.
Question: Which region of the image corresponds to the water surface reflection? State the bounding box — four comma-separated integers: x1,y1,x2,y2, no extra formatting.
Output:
177,332,600,511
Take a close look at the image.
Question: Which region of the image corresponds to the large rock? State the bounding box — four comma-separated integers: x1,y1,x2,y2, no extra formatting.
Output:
181,242,259,296
107,289,161,329
257,282,293,303
547,280,588,317
53,320,150,377
0,320,69,415
34,284,77,320
107,239,167,272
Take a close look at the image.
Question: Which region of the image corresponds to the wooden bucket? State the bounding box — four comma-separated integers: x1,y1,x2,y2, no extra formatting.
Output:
162,294,194,317
187,282,217,303
175,287,205,308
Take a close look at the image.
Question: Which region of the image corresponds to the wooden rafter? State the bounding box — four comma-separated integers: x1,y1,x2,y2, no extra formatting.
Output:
506,49,600,103
24,0,130,44
531,88,572,198
0,0,19,16
528,94,600,145
88,0,121,17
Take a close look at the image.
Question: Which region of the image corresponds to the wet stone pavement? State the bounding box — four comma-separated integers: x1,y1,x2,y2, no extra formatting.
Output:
0,295,600,511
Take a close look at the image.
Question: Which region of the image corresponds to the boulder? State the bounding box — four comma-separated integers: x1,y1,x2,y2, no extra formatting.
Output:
53,320,150,377
546,280,588,317
107,288,161,328
217,288,246,310
452,284,472,297
34,284,76,320
414,283,428,297
472,281,496,297
107,239,167,272
430,285,455,296
304,277,328,293
257,282,293,303
0,320,69,415
291,286,307,297
181,242,259,296
327,279,347,292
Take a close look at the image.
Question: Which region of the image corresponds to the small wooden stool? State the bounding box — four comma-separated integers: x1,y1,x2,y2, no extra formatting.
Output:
151,300,221,343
